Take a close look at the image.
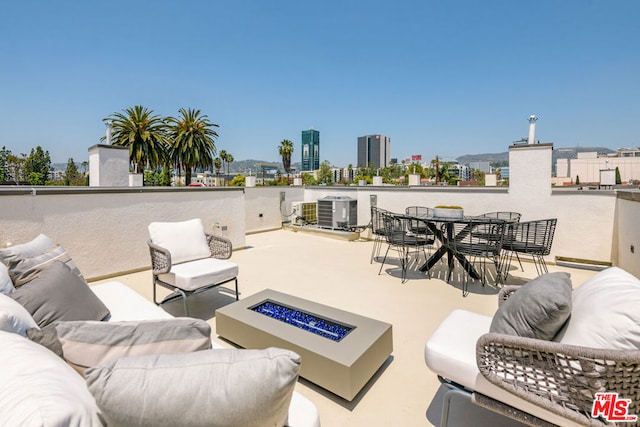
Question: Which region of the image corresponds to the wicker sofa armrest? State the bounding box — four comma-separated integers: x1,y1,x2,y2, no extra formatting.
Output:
147,240,172,274
477,332,640,426
206,233,233,259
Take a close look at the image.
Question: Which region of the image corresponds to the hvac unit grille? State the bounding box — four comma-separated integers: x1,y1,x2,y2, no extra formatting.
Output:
291,202,317,226
317,196,357,230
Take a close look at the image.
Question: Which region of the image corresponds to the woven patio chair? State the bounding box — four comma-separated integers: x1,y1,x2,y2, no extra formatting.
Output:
476,285,640,427
147,218,238,316
501,218,557,278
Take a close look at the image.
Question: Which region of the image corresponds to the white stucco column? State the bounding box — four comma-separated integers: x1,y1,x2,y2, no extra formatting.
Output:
88,144,130,187
508,143,554,203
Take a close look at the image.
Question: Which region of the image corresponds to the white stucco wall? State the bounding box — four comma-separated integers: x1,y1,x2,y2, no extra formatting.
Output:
615,193,640,278
0,187,245,278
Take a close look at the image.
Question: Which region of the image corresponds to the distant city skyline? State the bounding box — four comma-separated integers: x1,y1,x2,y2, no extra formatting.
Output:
1,1,638,166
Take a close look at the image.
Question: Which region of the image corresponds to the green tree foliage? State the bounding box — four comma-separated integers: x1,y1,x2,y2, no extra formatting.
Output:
104,105,168,173
576,175,581,185
278,139,294,176
24,146,51,185
144,169,165,186
0,146,10,182
615,167,622,185
167,108,219,185
161,164,172,186
64,158,83,186
317,160,333,185
229,174,245,186
213,157,222,182
301,172,316,185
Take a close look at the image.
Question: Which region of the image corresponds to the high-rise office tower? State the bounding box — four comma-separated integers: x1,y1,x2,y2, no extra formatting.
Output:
301,129,320,171
357,134,391,168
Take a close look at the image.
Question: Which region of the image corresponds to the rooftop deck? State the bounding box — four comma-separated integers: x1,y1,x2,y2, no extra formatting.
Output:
92,228,598,426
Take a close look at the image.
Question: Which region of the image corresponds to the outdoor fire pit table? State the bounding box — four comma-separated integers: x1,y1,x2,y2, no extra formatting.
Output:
215,289,393,401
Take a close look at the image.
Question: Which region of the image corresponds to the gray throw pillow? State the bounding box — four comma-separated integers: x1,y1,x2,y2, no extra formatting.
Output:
28,318,212,375
10,261,110,328
85,347,301,427
7,244,84,287
490,272,572,340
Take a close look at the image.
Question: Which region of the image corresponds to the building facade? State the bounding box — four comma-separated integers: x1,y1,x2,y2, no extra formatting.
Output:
357,134,390,169
301,129,320,171
556,149,640,184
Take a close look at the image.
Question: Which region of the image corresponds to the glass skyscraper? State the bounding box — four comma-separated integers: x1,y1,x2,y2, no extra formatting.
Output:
301,129,320,171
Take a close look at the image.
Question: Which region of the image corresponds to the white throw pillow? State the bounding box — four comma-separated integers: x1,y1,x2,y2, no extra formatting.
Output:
555,267,640,350
0,292,38,336
0,331,102,426
148,218,211,265
0,262,14,295
0,234,56,264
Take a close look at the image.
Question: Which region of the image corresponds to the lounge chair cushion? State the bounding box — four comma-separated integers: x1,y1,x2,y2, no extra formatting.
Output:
0,331,102,427
86,347,301,427
490,272,572,340
0,292,38,336
0,262,14,295
555,267,640,350
148,218,211,265
10,261,110,328
158,257,239,291
27,318,213,375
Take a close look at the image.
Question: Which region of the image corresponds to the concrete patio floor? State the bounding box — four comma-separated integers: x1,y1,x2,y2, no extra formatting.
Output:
92,228,598,426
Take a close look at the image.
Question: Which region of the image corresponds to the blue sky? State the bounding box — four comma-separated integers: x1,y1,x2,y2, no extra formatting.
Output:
1,1,638,167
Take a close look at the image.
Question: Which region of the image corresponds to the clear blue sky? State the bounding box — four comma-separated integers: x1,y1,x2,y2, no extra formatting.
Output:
1,0,638,167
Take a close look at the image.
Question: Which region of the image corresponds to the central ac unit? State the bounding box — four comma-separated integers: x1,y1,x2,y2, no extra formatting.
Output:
291,201,317,226
317,196,357,230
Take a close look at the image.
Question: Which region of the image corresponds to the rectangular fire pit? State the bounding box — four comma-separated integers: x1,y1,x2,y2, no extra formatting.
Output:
216,289,393,401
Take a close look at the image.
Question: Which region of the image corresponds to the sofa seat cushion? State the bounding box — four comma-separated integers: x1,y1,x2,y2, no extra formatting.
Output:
90,281,173,321
86,347,301,427
425,309,584,427
148,218,211,265
158,257,238,291
0,331,102,427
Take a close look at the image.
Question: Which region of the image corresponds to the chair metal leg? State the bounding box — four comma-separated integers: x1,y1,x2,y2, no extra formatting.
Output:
378,245,391,275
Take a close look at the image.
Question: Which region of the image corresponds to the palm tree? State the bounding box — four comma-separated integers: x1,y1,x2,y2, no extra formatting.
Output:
103,105,168,173
226,153,234,183
166,108,219,185
214,157,222,185
278,139,294,179
219,150,228,185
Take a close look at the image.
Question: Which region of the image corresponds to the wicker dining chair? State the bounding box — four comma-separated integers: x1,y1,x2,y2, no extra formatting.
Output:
501,218,557,279
379,212,434,283
440,218,506,296
369,206,391,264
475,211,522,222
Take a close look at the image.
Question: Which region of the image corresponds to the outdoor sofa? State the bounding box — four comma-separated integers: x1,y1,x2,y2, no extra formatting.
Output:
425,267,640,426
0,234,320,427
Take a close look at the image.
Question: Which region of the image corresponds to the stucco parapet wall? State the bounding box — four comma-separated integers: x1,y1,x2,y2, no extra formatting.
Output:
304,185,509,194
508,142,554,151
88,144,129,151
551,188,617,197
617,190,640,202
0,186,245,196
